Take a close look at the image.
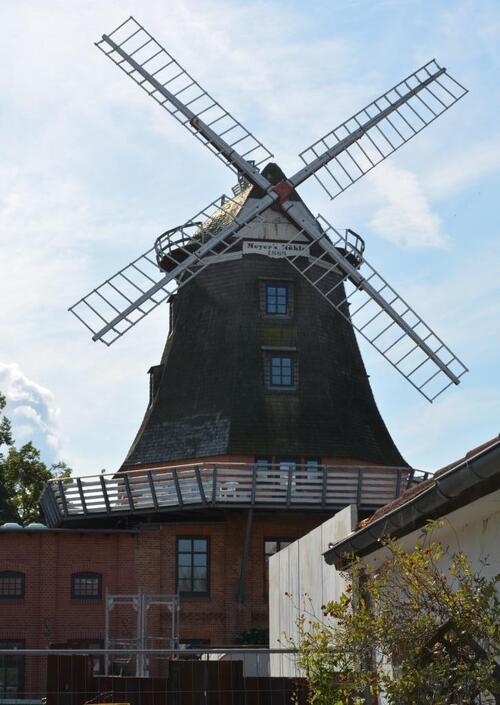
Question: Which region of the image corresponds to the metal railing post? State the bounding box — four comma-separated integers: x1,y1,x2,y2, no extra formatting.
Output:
356,467,363,506
322,466,328,508
212,466,218,504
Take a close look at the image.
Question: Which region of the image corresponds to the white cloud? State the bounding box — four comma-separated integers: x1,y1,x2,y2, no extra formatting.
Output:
367,163,447,248
0,362,61,457
12,405,45,424
427,137,500,200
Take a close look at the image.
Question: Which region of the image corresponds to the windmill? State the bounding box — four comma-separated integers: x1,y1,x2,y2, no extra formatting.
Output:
70,16,468,403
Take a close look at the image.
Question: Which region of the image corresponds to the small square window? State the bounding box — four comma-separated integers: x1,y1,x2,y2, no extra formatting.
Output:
266,284,288,315
260,281,294,318
270,356,294,387
71,572,102,600
0,572,24,599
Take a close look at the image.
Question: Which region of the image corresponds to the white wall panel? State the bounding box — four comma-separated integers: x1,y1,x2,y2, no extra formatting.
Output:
269,505,357,676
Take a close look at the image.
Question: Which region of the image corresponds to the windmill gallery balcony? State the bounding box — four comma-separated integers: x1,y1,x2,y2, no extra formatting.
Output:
40,462,428,528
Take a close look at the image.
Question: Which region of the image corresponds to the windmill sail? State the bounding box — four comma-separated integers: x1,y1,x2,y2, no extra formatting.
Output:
69,191,270,345
295,60,468,199
70,243,175,346
281,212,467,402
80,21,469,399
96,17,272,182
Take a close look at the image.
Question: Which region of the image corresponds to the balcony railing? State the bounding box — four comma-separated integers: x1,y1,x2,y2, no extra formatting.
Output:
40,462,425,527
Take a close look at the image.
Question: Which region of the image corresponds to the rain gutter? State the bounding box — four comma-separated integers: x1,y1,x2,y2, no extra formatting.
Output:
324,436,500,568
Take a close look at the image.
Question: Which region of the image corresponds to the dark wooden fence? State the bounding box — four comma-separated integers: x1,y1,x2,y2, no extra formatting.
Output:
46,655,308,705
46,654,96,705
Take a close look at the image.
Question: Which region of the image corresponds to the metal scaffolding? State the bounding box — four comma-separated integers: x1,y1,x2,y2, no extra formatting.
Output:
104,591,180,676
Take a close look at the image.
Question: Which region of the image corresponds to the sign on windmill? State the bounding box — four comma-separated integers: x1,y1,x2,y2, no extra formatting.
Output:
69,16,469,402
242,242,310,258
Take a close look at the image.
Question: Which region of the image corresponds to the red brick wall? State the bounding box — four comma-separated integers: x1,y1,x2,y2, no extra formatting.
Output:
0,513,327,646
0,531,136,647
0,512,329,694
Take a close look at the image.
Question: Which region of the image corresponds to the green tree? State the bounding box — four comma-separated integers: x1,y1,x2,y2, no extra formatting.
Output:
0,392,71,524
0,393,13,448
293,527,500,705
0,392,16,522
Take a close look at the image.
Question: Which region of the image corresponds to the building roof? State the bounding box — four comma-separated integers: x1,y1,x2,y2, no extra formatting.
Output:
324,434,500,567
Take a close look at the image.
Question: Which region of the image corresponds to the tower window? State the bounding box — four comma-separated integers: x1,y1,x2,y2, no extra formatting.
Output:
263,351,298,390
270,356,294,387
71,572,102,600
266,284,288,314
176,537,209,596
260,281,294,318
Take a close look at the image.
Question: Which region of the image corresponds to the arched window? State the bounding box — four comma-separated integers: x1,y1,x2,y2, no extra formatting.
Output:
71,572,102,599
0,571,25,599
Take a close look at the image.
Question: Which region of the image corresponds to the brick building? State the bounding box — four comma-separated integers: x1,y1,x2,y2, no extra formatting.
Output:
0,173,417,698
0,513,326,647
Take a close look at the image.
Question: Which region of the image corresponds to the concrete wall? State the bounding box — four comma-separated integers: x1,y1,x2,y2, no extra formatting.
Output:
268,505,357,676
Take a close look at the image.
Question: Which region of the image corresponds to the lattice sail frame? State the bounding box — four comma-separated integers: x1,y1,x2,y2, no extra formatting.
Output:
280,216,468,401
297,59,468,199
95,16,273,175
70,16,470,400
69,191,266,346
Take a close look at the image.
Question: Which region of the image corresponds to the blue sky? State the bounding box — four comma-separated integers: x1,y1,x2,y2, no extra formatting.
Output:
0,0,499,475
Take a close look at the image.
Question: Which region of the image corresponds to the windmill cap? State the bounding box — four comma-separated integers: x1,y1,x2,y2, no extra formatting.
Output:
261,162,288,184
248,162,301,203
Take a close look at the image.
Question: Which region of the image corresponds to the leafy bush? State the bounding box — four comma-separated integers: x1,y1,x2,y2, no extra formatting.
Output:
293,525,499,705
